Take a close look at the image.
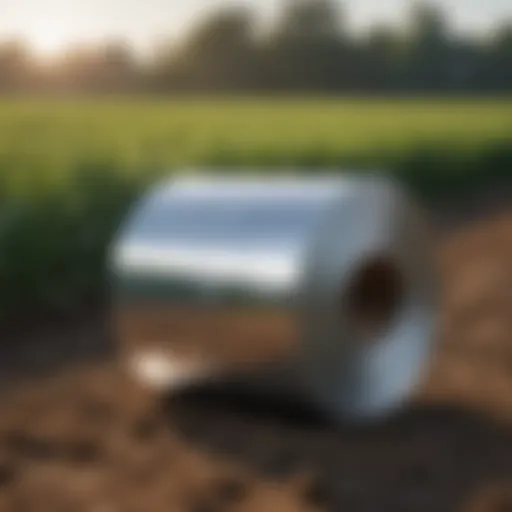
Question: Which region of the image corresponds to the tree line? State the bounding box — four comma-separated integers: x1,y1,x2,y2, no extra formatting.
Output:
1,0,511,95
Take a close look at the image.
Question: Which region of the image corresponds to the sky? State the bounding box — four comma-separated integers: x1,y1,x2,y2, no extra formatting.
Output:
1,0,511,56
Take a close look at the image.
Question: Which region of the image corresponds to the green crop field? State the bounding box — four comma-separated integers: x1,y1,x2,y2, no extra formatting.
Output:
1,98,511,169
0,98,511,321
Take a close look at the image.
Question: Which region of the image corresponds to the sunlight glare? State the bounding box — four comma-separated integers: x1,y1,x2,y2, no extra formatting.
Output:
20,17,85,58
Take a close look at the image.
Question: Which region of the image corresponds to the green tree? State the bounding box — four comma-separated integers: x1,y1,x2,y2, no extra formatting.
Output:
276,0,343,40
264,0,349,91
401,2,455,91
486,21,512,91
168,7,257,91
360,25,400,91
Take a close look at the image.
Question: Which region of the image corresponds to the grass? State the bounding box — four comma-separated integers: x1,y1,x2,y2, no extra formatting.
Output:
0,98,511,322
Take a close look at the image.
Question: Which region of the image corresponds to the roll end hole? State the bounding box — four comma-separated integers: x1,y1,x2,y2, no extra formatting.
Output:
344,256,405,343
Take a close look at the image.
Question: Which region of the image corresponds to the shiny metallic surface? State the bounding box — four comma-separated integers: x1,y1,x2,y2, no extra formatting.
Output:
111,174,437,421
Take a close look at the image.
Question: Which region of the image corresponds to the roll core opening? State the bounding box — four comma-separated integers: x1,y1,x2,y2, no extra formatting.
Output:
344,256,405,343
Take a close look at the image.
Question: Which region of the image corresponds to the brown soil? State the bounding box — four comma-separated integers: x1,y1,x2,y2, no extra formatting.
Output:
0,207,511,512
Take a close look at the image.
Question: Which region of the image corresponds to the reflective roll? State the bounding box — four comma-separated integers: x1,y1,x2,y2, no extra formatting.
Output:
111,174,437,421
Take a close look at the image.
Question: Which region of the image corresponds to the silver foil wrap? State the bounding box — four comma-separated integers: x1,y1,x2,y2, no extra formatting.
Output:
111,175,437,421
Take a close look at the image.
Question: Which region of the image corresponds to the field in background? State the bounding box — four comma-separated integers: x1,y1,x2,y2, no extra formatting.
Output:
1,98,511,321
1,99,511,169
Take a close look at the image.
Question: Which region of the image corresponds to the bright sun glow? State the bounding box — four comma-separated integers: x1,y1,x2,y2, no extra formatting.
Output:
28,22,75,57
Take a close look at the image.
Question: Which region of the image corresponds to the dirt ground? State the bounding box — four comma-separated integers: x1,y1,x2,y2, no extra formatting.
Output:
0,203,511,512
